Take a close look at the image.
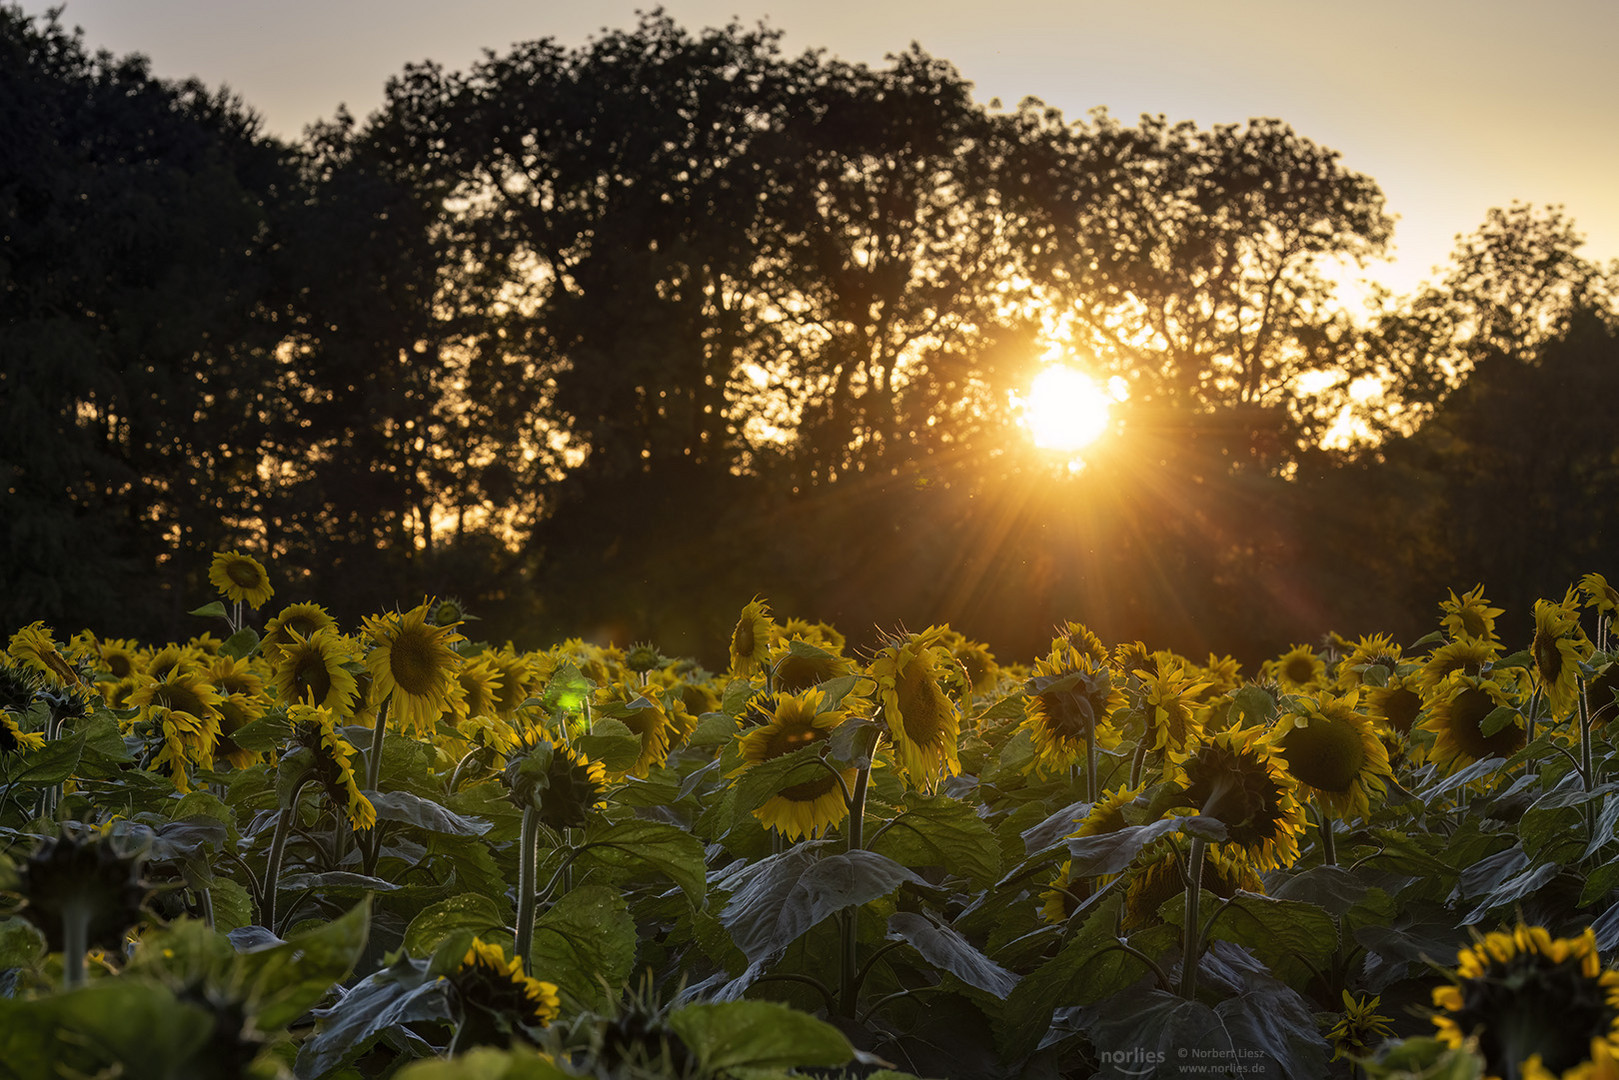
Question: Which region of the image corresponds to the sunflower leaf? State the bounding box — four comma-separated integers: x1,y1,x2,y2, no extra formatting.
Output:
886,911,1020,997
869,792,1001,886
528,884,637,1011
574,716,641,774
728,741,831,815
219,628,259,660
404,893,512,958
1174,890,1338,988
187,601,229,619
295,952,451,1079
1478,705,1520,738
669,1000,856,1072
365,789,493,837
573,818,708,904
0,917,45,970
244,897,372,1031
0,728,87,785
1062,816,1185,877
973,692,1028,724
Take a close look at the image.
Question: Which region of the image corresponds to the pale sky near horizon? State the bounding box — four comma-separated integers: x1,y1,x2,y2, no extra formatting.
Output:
19,0,1619,297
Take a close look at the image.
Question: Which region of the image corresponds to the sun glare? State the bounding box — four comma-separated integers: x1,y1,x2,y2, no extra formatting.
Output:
1022,366,1116,452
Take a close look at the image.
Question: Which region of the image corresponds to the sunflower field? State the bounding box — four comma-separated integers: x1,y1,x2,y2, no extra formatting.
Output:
4,556,1619,1080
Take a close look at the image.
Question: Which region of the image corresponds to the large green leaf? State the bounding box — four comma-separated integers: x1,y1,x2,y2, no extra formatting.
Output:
241,898,372,1031
529,883,637,1010
0,916,44,970
886,911,1019,997
869,793,1001,887
573,818,707,904
718,844,925,970
366,789,492,837
404,893,511,958
1178,890,1338,988
295,953,451,1079
0,727,87,785
670,1000,856,1071
393,1048,572,1079
0,980,215,1080
574,716,642,774
1062,817,1188,877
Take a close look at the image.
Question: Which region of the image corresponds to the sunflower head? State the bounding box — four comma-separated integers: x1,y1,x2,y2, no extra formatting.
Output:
503,738,609,832
1327,990,1394,1062
869,628,962,794
289,701,376,831
7,622,82,690
1262,644,1327,692
18,825,152,954
208,550,275,610
1273,692,1390,820
1420,671,1524,773
261,602,339,665
729,598,776,678
1052,621,1110,669
1171,724,1304,873
734,687,852,840
1440,584,1506,645
1581,573,1619,616
1120,840,1261,934
272,627,361,718
1433,925,1619,1080
1019,649,1123,774
362,601,466,737
1420,637,1503,695
449,938,561,1039
769,638,856,695
1135,657,1209,769
1,710,46,755
1532,590,1591,720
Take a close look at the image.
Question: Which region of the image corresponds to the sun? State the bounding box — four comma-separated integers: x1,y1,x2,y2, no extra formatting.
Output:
1022,366,1116,452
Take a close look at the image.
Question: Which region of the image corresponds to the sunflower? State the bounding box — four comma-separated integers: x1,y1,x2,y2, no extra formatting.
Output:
502,738,609,831
362,601,466,737
129,667,225,736
1,710,46,754
6,622,81,690
593,682,672,780
144,705,219,794
92,638,143,683
1135,657,1208,772
206,655,269,770
869,628,963,794
1422,671,1525,773
260,602,339,665
1581,574,1619,617
946,634,1000,697
288,701,376,831
1334,633,1405,692
1200,654,1246,696
1433,925,1619,1080
729,598,776,678
1533,591,1591,721
1039,860,1087,925
779,617,846,653
1171,724,1305,873
272,628,361,717
1263,644,1327,692
734,687,853,840
1364,670,1427,737
1053,621,1111,670
455,654,504,722
485,647,536,721
1075,783,1144,838
141,643,201,682
1019,648,1123,774
1120,840,1261,934
1441,584,1506,645
450,938,561,1032
1420,637,1502,694
208,550,275,610
1272,692,1390,821
1327,990,1395,1062
770,638,857,695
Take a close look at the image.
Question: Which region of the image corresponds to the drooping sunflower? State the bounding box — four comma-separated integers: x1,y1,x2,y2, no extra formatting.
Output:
206,655,269,769
260,602,339,665
288,701,376,831
454,653,504,722
1433,925,1619,1080
729,598,776,678
449,938,561,1036
502,738,609,832
1533,591,1592,721
144,705,219,794
1580,574,1619,617
272,628,361,718
592,682,671,779
208,550,275,610
1,710,46,755
734,687,853,841
485,647,536,722
778,617,846,654
1052,621,1111,670
1170,723,1305,873
1018,648,1123,774
770,638,858,695
1263,644,1327,692
1074,783,1144,838
362,601,466,737
1334,633,1405,692
1120,840,1261,934
1042,782,1148,919
1421,671,1525,773
1420,637,1502,695
1441,584,1506,645
129,667,225,738
946,633,1001,697
1272,692,1391,821
6,622,81,690
869,628,962,794
1135,657,1208,772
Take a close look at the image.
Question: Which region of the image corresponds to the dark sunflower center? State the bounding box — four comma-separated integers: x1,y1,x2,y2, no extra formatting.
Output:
1036,688,1092,741
1279,717,1365,793
1533,632,1565,686
1377,686,1422,734
107,653,133,679
226,562,263,589
1460,608,1488,639
1283,656,1317,685
389,631,440,696
152,683,207,718
292,653,333,704
897,660,946,744
733,622,756,659
761,722,822,759
1459,958,1618,1077
775,655,835,693
1448,688,1524,759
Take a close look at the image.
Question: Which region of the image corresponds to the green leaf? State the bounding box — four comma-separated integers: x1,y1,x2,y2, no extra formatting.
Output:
208,877,254,933
188,601,229,619
243,898,372,1031
1268,864,1370,916
1228,684,1279,728
529,884,637,1010
404,893,511,958
1478,705,1520,738
1,728,87,785
228,710,293,752
718,844,926,969
275,747,316,807
0,916,45,969
1191,891,1338,987
393,1047,573,1079
295,953,452,1079
728,741,833,817
366,789,492,837
670,1000,856,1071
574,818,708,904
720,677,756,719
688,712,738,748
868,793,1002,887
0,980,215,1080
574,716,642,774
1062,816,1186,877
886,912,1019,997
974,693,1028,724
219,628,260,660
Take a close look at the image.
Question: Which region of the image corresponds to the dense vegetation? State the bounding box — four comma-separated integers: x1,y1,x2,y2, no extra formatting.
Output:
4,6,1617,666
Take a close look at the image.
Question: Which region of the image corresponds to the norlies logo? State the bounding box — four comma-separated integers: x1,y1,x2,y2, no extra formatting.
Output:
1099,1047,1167,1076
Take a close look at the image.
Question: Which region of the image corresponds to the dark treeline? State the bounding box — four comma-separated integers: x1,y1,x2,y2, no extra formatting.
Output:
4,6,1617,667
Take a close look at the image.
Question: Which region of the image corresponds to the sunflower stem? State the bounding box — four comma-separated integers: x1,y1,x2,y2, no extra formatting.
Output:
61,903,89,991
1129,741,1147,790
838,762,872,1018
514,806,541,977
1579,685,1598,843
1525,688,1541,778
1180,837,1206,1000
1318,808,1337,867
1085,711,1099,805
364,698,390,795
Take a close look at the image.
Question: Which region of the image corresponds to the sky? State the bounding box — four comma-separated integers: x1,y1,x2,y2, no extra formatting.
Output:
20,0,1619,296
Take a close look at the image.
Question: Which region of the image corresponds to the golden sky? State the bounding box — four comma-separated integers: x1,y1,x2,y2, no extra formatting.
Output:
25,0,1619,296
